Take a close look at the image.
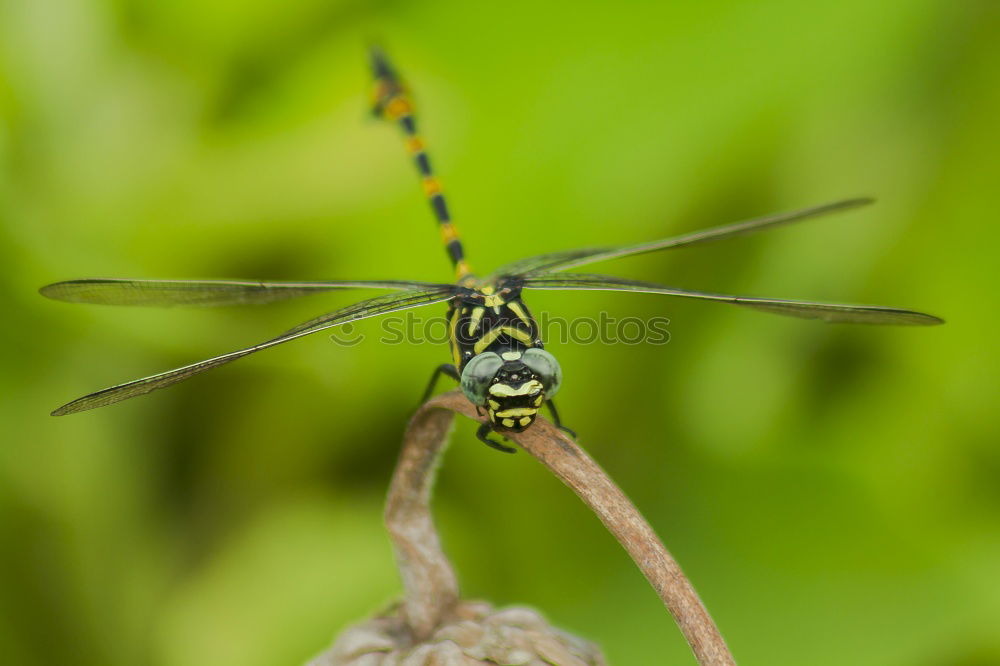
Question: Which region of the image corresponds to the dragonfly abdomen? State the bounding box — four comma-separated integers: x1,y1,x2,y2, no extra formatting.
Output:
370,48,472,282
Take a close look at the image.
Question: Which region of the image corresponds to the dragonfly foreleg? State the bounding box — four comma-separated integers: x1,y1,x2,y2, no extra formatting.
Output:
546,399,577,439
420,363,460,404
476,422,516,454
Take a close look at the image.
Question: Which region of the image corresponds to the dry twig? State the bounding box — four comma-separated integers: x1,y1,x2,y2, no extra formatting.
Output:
382,390,735,665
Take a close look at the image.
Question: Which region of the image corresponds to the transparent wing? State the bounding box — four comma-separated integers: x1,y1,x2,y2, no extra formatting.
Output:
492,198,873,277
40,278,454,307
51,287,458,416
520,274,943,325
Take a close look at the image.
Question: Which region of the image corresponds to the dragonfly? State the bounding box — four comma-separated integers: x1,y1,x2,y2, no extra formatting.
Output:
41,48,943,452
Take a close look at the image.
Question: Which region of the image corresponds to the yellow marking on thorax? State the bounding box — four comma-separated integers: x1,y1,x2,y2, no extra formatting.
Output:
467,306,485,336
448,307,461,367
475,285,507,310
507,301,531,327
473,325,534,354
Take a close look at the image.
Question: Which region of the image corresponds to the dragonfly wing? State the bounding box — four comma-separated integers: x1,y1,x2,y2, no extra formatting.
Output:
493,198,874,277
51,287,458,415
521,274,943,325
39,278,454,307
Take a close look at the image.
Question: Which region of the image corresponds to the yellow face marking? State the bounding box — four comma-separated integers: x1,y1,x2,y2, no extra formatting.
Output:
467,306,486,336
501,351,522,361
495,407,537,418
421,177,442,197
480,285,495,295
507,301,531,327
488,400,500,410
501,418,516,428
518,416,532,427
489,379,544,397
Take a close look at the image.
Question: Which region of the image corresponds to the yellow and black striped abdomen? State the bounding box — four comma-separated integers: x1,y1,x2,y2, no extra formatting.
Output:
370,48,472,282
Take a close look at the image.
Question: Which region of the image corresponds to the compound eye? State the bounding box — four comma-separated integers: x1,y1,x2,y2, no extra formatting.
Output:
521,348,562,398
460,352,504,405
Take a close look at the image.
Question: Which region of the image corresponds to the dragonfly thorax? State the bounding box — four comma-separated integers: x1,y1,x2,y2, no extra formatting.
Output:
448,281,542,372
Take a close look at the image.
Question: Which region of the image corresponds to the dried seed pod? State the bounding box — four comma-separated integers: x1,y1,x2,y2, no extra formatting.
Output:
309,601,606,666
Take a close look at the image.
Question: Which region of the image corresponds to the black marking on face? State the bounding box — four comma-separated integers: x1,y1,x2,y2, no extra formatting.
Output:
485,365,544,433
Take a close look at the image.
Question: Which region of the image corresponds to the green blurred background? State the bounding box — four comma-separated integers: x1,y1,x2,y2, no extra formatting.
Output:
2,0,997,664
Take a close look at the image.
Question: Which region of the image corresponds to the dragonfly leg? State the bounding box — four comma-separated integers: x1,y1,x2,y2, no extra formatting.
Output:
476,422,516,454
546,399,577,439
420,363,460,404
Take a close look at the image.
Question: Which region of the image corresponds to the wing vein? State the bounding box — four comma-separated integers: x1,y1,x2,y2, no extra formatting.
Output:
521,274,943,325
493,198,874,277
51,287,458,415
40,278,455,307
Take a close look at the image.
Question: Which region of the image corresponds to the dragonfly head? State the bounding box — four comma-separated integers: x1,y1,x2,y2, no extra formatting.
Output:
460,348,562,432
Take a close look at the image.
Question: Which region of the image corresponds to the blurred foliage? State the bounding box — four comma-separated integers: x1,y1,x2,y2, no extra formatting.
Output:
1,0,998,664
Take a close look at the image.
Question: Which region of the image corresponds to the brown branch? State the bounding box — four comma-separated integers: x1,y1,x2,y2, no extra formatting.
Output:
384,402,461,640
385,390,736,665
